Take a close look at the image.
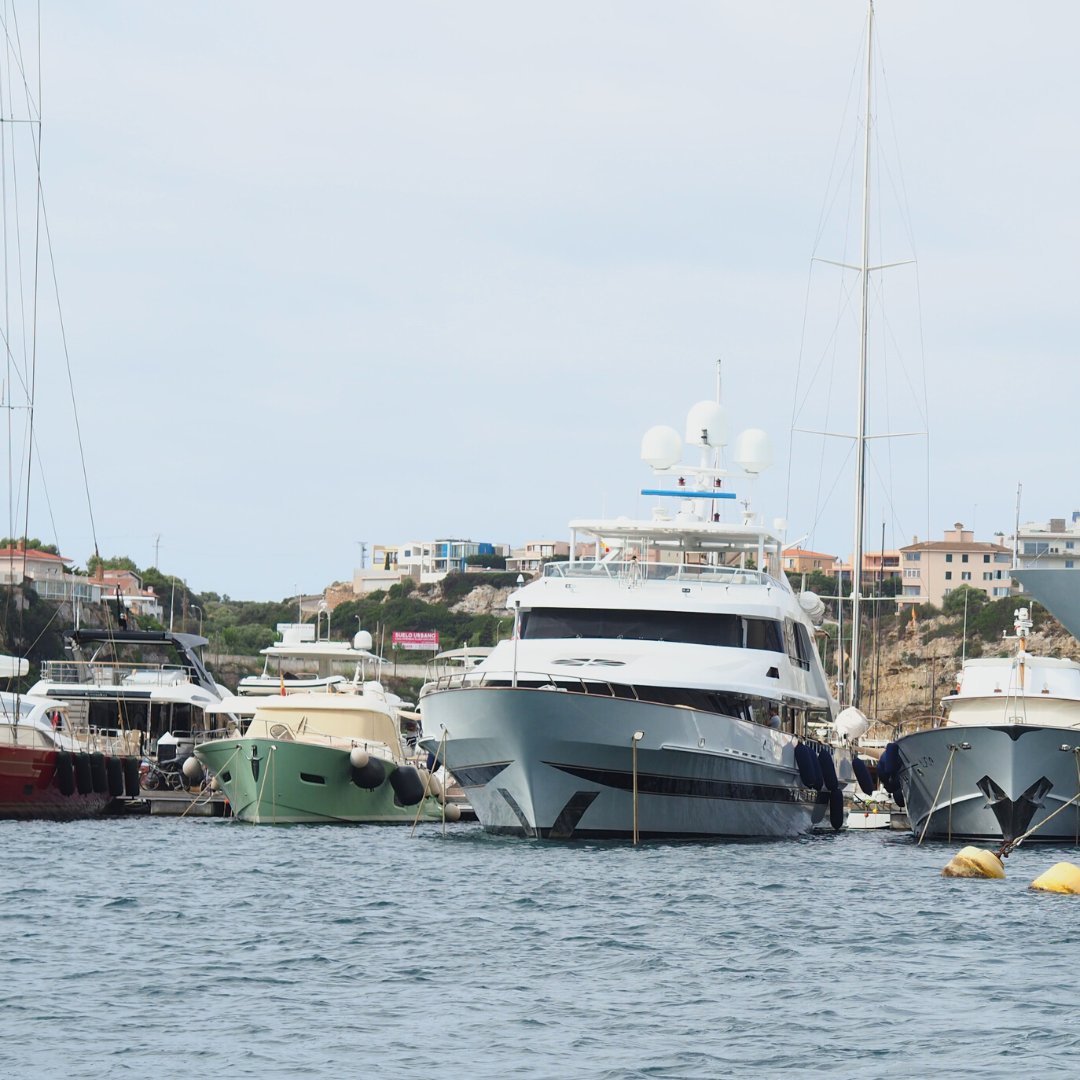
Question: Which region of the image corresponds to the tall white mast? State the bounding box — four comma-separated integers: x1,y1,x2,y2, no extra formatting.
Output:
849,0,874,710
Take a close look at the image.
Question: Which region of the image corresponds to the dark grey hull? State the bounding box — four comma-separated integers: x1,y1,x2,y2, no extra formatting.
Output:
422,685,848,840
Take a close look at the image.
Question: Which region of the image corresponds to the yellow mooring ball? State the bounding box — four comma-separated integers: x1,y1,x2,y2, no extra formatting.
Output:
941,846,1006,879
1030,862,1080,895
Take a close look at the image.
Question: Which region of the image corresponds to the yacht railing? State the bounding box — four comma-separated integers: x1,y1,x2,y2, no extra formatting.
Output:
542,560,772,586
432,669,641,700
40,659,193,688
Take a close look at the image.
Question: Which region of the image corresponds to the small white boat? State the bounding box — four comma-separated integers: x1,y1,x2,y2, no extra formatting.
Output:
238,620,386,696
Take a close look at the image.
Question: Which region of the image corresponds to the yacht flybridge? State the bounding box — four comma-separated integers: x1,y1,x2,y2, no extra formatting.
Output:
421,400,866,840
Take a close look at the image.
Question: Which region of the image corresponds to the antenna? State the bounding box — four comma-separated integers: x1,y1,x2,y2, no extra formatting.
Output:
1013,483,1022,565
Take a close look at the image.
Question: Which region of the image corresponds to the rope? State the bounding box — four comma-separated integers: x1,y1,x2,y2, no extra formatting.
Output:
180,742,242,819
917,744,957,846
410,726,448,838
252,743,275,824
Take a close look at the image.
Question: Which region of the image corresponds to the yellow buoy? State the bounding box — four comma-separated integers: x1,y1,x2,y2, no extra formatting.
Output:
1030,862,1080,894
941,846,1006,879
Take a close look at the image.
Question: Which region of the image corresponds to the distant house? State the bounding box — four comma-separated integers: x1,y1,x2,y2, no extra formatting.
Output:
0,543,102,603
898,522,1012,608
94,568,164,621
507,540,571,575
1012,512,1080,571
781,547,839,575
356,537,510,595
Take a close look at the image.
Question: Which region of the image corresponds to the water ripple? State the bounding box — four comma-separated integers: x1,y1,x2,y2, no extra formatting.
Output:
0,819,1077,1077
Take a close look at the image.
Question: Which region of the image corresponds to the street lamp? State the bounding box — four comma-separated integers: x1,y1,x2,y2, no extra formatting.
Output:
190,604,203,638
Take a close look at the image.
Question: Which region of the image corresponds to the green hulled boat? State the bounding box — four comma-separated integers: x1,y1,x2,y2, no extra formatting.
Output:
195,689,450,825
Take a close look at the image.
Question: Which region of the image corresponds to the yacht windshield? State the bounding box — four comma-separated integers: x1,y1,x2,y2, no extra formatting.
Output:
520,608,783,651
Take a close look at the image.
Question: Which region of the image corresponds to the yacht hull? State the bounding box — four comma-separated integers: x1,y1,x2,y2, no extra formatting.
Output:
0,746,115,820
195,738,445,825
897,725,1080,844
422,687,840,839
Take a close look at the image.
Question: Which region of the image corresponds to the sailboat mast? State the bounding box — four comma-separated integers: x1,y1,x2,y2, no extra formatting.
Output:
849,0,874,710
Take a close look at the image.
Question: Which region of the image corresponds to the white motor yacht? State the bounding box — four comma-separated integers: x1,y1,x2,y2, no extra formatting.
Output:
421,402,863,840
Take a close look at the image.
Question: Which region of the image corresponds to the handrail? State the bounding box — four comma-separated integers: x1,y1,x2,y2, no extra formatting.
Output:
542,560,772,587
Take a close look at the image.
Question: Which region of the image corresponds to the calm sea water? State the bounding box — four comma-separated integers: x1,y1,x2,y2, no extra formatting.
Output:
1,817,1077,1078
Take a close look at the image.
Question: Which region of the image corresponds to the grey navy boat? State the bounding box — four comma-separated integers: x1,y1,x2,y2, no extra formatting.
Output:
886,607,1080,844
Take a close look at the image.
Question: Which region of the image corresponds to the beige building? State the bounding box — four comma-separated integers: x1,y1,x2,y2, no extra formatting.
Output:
781,547,839,575
506,540,571,575
898,522,1012,608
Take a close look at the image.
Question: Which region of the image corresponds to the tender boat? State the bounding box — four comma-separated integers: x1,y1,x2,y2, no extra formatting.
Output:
883,607,1080,844
421,401,865,840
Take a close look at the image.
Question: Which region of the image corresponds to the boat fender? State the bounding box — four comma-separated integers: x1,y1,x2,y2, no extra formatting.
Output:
122,756,141,798
942,846,1005,879
811,788,829,825
350,755,386,790
442,802,462,823
1031,862,1080,894
420,768,443,799
55,751,76,797
106,755,125,798
426,750,442,772
89,752,108,794
852,755,875,796
794,743,818,788
892,784,906,809
389,764,425,807
74,753,93,795
210,775,221,791
829,787,845,831
818,748,840,792
349,747,370,769
182,756,204,784
877,741,900,787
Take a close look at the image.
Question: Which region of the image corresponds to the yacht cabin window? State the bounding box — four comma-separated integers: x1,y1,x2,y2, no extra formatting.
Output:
520,608,783,651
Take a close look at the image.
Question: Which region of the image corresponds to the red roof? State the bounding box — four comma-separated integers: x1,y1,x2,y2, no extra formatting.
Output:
0,547,70,563
783,547,837,560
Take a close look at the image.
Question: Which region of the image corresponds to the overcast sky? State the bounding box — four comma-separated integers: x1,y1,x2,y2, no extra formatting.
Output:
10,2,1079,598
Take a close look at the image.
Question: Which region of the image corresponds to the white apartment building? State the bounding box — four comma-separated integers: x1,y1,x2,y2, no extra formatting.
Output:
1012,512,1080,570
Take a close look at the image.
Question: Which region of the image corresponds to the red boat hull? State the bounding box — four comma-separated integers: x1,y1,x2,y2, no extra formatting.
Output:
0,745,115,820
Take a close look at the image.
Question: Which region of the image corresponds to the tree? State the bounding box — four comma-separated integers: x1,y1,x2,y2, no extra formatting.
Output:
942,585,988,618
87,553,138,576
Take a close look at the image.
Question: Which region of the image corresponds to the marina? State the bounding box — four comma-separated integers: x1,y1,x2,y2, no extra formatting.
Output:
1,1,1080,1076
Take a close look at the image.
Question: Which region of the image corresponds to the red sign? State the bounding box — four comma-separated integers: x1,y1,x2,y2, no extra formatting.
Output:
392,630,439,651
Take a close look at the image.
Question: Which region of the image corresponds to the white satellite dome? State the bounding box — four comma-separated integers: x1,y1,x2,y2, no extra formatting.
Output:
732,428,773,475
353,630,373,651
640,425,683,469
684,401,728,448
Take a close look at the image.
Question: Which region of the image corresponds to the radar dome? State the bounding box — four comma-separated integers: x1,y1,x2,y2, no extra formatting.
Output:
353,630,373,651
640,425,683,470
732,428,773,475
684,401,728,448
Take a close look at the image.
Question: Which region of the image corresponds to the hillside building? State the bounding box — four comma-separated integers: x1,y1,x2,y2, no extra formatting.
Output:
898,522,1012,608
